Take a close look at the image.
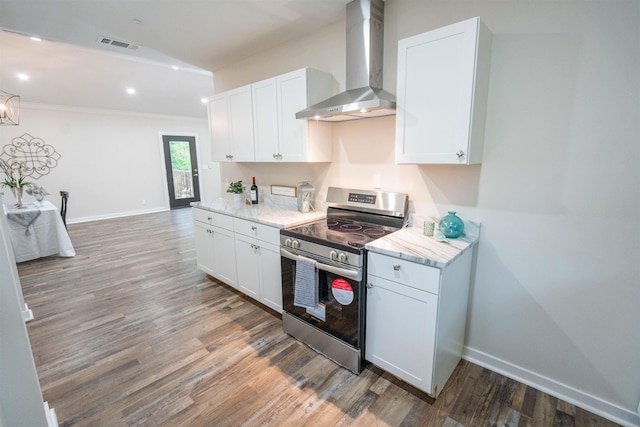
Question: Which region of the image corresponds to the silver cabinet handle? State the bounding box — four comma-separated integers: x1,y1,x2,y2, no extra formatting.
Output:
392,264,401,271
455,150,465,158
251,226,257,231
207,216,212,221
366,283,373,289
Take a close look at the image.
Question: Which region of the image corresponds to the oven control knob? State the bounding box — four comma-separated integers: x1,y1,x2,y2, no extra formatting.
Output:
284,238,292,247
338,252,348,263
329,250,338,260
291,240,300,249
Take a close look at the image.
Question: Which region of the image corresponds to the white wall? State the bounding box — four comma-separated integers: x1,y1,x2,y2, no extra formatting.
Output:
0,104,217,222
0,211,52,426
211,1,640,425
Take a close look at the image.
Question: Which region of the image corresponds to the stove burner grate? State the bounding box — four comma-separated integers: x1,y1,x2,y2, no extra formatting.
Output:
363,228,385,237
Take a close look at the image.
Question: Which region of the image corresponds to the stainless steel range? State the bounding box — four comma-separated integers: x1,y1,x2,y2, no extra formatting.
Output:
280,187,409,373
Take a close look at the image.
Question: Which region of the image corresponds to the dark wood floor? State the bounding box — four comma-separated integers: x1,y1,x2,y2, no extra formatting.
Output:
17,208,619,427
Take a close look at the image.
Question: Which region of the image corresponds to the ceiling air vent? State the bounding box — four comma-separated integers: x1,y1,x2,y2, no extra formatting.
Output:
97,36,140,50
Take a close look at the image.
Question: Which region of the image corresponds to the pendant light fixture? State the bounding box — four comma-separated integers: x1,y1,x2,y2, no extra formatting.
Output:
0,90,20,125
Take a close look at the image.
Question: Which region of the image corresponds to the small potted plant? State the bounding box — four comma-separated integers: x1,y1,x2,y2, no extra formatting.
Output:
226,180,244,203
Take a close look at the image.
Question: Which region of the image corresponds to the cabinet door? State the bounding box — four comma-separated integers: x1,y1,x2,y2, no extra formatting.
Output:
194,221,216,276
212,225,237,287
208,94,231,162
366,275,438,394
227,85,255,161
277,69,309,162
252,78,280,162
258,241,282,313
234,234,260,299
396,17,489,164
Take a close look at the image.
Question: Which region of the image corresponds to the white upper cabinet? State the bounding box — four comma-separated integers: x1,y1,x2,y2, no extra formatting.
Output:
395,17,492,164
252,78,280,161
208,84,255,162
253,68,333,162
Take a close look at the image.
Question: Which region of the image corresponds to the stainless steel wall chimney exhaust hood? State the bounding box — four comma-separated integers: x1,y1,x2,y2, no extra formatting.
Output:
296,0,395,122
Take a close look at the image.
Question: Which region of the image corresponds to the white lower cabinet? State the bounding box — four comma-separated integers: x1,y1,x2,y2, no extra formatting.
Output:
257,242,283,312
366,250,473,398
194,220,215,276
233,218,283,313
193,208,237,288
234,233,261,299
194,209,283,312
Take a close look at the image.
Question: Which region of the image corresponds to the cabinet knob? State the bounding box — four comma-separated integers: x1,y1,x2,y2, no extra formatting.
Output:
207,216,213,221
366,283,373,289
455,150,465,158
392,264,401,271
251,226,257,231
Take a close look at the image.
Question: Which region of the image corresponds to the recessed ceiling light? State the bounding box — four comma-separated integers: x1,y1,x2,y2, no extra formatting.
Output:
17,73,30,81
172,66,180,71
200,97,208,104
30,36,42,42
126,87,136,95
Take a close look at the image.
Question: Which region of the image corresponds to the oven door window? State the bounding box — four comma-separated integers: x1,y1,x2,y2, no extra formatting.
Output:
281,257,361,348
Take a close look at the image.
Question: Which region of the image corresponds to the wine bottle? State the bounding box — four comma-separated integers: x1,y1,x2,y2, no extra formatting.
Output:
250,177,259,205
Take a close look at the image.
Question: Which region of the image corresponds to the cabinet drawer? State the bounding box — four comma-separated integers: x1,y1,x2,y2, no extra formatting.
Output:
368,252,440,295
233,218,280,244
193,208,234,230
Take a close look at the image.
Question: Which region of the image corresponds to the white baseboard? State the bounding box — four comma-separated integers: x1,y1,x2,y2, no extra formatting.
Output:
22,303,34,322
67,207,170,224
463,346,640,427
44,402,58,427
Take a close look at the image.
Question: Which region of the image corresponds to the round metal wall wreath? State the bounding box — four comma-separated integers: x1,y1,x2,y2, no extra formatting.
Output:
1,133,61,179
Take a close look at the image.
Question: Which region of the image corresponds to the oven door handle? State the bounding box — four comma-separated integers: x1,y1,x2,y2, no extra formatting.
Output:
280,248,361,280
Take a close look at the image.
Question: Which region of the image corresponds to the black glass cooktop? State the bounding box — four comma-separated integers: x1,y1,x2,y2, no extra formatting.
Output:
281,215,400,250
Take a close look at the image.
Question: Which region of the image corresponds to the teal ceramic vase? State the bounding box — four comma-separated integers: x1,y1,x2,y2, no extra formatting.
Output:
439,211,464,239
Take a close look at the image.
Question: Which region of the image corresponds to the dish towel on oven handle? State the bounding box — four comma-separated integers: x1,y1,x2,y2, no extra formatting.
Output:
294,254,319,308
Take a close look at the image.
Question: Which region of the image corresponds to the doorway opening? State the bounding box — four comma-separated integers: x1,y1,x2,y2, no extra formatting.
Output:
162,135,201,209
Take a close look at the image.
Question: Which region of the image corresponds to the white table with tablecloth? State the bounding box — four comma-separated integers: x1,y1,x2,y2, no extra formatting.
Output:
3,200,75,262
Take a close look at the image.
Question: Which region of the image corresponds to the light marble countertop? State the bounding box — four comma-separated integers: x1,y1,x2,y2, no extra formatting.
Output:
365,221,480,268
191,198,326,229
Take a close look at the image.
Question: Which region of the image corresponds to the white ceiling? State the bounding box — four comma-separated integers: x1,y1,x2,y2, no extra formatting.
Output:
0,0,350,118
